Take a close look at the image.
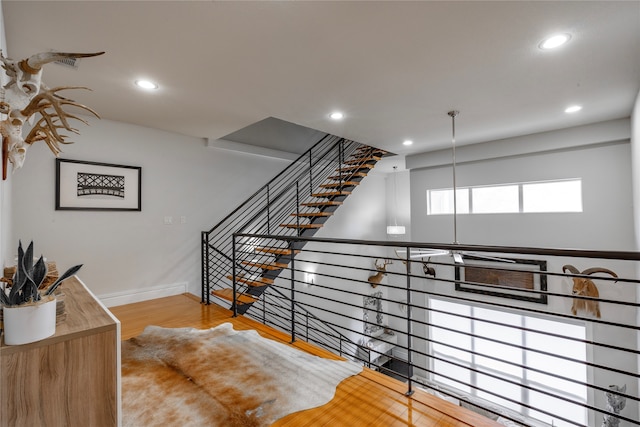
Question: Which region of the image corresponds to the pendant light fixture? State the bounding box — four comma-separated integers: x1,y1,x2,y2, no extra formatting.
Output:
397,110,512,264
387,165,406,235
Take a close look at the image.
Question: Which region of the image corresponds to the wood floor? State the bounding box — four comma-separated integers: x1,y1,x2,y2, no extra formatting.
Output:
109,294,501,427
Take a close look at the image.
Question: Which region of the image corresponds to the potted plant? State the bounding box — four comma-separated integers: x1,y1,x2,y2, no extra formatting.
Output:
0,241,82,345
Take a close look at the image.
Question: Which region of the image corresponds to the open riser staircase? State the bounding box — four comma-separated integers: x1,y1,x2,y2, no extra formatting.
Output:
202,134,388,317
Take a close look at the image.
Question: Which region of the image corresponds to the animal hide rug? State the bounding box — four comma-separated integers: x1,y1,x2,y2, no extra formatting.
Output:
121,323,363,426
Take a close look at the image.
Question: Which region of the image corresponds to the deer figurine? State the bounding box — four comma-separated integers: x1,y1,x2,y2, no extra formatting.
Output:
368,259,392,288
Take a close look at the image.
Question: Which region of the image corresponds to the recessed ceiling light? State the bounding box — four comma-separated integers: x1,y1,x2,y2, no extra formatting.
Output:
135,79,158,90
403,140,413,146
565,105,582,113
329,112,344,120
539,33,571,50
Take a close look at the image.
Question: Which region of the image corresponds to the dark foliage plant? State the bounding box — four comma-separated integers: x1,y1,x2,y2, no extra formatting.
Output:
0,241,82,307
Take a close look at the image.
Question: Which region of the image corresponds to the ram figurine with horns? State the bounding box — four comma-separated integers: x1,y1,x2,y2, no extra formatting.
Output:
563,264,618,318
0,50,104,180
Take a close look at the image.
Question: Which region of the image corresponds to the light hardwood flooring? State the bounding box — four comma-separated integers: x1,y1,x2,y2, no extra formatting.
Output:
110,294,500,427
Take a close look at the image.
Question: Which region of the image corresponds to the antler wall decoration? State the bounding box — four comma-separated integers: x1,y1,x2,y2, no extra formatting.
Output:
0,50,104,180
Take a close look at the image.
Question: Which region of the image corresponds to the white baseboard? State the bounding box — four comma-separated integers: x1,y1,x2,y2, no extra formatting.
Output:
98,282,188,307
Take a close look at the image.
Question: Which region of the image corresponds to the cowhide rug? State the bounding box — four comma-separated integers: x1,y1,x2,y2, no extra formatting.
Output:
121,323,362,426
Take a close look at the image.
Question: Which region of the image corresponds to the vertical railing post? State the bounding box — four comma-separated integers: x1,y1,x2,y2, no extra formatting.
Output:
267,185,271,235
339,139,344,188
309,150,313,197
201,231,209,304
290,239,296,343
295,182,301,237
201,232,205,304
405,246,414,396
232,234,238,317
305,311,309,341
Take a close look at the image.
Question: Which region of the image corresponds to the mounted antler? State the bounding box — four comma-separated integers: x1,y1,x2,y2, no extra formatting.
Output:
1,51,104,109
368,259,392,288
563,264,618,318
0,51,104,179
22,86,99,153
394,249,436,277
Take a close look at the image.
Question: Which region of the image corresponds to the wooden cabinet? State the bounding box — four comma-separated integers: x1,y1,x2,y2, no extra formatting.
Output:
1,277,121,427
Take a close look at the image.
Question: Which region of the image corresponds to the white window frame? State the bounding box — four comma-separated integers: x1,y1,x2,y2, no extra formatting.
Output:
426,178,582,215
427,297,588,426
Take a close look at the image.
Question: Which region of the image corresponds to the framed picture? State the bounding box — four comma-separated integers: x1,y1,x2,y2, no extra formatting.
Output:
56,159,141,211
455,256,548,304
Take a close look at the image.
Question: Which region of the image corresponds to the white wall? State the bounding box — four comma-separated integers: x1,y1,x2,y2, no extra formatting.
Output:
410,140,634,250
10,117,290,302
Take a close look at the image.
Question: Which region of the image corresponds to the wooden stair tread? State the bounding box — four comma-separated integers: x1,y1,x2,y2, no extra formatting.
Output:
328,172,368,180
301,201,343,207
312,191,351,197
211,288,257,305
320,182,359,188
226,275,274,286
344,156,381,164
355,146,387,154
337,164,374,172
241,260,288,270
291,212,333,217
280,223,323,229
255,247,301,255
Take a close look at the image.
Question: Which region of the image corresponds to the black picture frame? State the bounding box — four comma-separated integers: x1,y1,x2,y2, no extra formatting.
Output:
455,256,548,304
55,158,142,211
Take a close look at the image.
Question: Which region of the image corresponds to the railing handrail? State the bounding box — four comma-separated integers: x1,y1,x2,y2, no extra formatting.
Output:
234,232,640,261
229,138,354,236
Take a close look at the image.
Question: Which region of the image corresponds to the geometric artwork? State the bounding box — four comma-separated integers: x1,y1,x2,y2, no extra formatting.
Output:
56,158,141,211
77,172,125,198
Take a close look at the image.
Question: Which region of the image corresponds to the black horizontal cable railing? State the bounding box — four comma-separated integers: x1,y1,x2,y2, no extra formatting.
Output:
233,232,640,427
202,134,380,356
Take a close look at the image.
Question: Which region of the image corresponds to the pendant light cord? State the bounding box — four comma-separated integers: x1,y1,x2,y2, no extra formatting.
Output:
393,165,399,226
448,110,459,245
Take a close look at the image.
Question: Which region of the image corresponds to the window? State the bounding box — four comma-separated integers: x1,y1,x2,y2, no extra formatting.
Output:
429,298,587,427
472,185,519,213
428,188,469,215
426,179,582,215
523,179,582,213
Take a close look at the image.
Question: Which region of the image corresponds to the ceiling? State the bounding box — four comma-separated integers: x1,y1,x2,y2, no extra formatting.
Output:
2,1,639,164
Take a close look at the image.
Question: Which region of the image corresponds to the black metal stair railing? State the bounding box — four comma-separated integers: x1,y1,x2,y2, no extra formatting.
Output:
233,232,640,427
201,134,383,315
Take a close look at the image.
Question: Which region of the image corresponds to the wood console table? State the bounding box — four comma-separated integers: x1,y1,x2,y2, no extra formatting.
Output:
0,277,121,426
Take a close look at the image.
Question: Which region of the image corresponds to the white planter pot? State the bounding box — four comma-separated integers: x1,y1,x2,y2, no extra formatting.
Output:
3,297,56,345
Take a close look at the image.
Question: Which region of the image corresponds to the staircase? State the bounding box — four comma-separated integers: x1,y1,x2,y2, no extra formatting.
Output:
202,135,387,315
